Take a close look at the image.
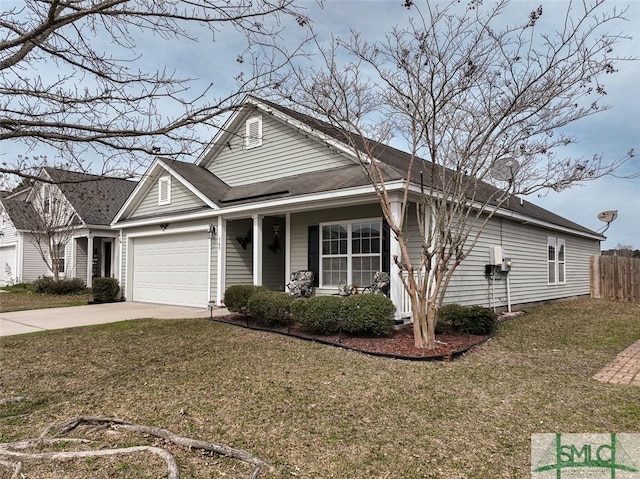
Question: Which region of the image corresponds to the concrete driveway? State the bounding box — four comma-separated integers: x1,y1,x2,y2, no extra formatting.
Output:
0,302,229,337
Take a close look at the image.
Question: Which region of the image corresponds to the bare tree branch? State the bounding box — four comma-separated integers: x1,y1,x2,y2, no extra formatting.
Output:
1,0,315,184
283,0,635,349
0,415,272,479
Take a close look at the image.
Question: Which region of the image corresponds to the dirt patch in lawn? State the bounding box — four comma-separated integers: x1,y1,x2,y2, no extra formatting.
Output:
215,314,489,360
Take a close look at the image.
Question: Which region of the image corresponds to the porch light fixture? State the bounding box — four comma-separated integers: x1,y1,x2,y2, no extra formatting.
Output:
208,224,216,239
159,223,169,231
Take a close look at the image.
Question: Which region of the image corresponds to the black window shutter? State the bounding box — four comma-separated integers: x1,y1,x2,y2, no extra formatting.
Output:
308,225,320,286
382,220,391,273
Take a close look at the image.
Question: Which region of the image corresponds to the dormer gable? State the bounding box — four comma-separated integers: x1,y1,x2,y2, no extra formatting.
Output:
196,98,358,187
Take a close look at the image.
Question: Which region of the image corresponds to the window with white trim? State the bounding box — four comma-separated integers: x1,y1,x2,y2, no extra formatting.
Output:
547,237,566,285
158,176,171,205
245,116,263,149
55,243,66,274
320,219,382,288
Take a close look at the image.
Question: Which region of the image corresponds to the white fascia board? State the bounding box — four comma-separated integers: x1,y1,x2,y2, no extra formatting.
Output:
113,180,408,229
156,159,218,210
196,97,252,166
111,158,162,225
404,183,604,241
81,225,119,236
126,224,210,239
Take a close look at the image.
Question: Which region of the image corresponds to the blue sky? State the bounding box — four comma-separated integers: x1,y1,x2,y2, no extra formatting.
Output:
2,0,638,248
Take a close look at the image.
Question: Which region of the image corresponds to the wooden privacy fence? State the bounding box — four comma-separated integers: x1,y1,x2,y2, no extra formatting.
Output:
591,255,640,302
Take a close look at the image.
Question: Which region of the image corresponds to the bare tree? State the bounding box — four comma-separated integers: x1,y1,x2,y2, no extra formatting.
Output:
285,0,635,348
1,0,314,182
21,180,80,281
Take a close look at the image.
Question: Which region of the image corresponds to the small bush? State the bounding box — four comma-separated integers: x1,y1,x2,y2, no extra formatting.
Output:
224,285,266,312
291,296,343,334
92,277,120,302
438,303,468,332
247,290,294,326
438,303,496,335
340,294,395,337
30,277,86,295
460,306,497,335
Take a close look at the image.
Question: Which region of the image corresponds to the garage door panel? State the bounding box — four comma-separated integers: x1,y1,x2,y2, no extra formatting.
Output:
132,233,208,307
0,246,16,286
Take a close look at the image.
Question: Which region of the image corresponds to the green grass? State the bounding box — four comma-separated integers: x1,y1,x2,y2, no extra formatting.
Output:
0,284,90,312
0,298,638,478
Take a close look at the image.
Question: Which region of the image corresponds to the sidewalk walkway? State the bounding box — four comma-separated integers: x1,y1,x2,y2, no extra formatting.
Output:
0,302,229,337
593,340,640,386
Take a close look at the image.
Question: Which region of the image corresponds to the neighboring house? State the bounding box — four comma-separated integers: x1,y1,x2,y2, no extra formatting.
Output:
111,96,604,317
0,167,136,286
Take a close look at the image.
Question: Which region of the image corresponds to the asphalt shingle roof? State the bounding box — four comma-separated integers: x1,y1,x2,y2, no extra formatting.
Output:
1,198,38,230
252,97,602,237
43,167,137,225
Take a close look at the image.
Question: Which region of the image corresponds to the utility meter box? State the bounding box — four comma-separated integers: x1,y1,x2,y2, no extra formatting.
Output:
489,246,504,266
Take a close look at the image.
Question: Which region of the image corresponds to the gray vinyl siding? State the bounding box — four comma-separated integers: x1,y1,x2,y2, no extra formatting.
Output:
404,203,426,267
0,211,19,244
129,177,207,219
75,237,88,283
205,114,352,187
225,219,253,287
429,215,599,308
21,238,50,282
290,203,384,296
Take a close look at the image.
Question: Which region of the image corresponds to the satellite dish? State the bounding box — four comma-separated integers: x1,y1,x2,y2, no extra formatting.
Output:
597,210,618,234
490,157,520,182
597,210,618,223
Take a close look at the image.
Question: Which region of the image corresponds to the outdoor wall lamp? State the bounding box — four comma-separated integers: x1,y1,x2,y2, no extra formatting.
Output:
159,223,169,231
208,224,216,239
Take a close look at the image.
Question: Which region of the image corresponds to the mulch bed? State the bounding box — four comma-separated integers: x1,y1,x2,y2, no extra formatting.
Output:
214,314,490,361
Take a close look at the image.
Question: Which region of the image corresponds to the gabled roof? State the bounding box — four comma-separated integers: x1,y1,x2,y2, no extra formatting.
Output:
247,97,603,238
42,167,137,225
1,198,38,230
159,159,230,205
116,96,603,239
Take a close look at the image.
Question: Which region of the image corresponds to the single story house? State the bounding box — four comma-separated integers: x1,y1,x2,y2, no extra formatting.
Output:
111,96,603,318
0,167,136,286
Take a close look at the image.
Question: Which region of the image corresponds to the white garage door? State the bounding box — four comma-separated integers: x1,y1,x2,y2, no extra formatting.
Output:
0,245,16,286
132,232,208,307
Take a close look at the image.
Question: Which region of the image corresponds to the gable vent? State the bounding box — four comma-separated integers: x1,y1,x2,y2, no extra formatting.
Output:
158,176,171,205
245,116,263,149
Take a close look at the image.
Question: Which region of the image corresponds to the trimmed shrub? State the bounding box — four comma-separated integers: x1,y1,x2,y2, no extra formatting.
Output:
438,303,497,335
291,296,342,334
92,277,120,302
340,294,395,337
224,284,266,312
460,305,497,335
247,290,294,326
30,277,86,295
438,303,468,332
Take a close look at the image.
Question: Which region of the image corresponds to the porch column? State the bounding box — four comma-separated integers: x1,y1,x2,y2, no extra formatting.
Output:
86,234,94,288
284,212,291,288
216,216,226,306
252,214,263,286
389,199,404,321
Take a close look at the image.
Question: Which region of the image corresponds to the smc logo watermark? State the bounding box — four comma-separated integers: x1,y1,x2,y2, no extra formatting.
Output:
532,433,640,478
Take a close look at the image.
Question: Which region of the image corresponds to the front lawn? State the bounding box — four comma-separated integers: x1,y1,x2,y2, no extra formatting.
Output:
1,298,638,478
0,284,91,312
